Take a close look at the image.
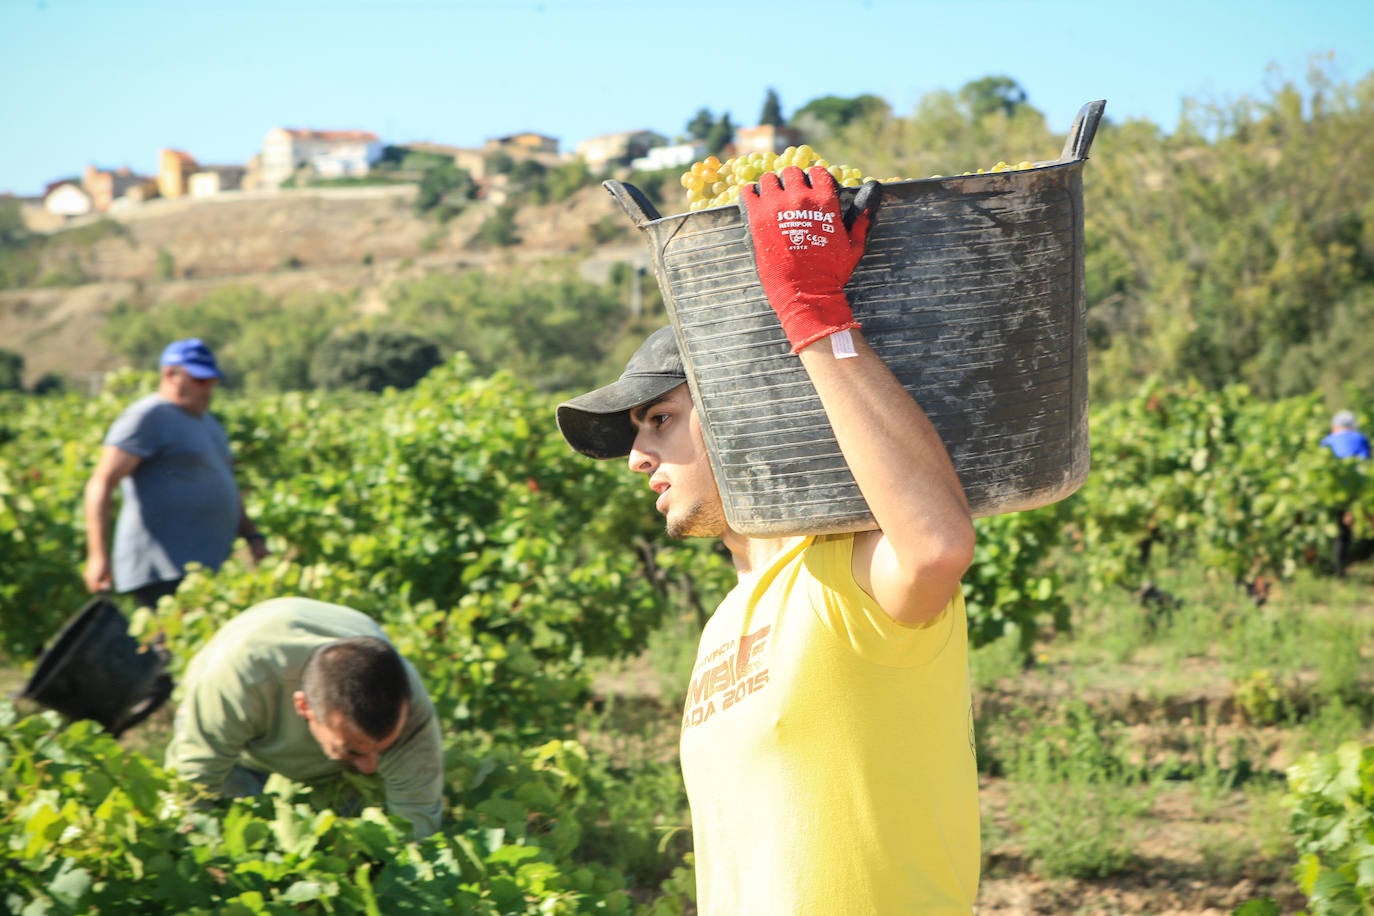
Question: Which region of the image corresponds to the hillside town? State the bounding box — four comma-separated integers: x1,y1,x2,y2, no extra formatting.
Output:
22,120,804,227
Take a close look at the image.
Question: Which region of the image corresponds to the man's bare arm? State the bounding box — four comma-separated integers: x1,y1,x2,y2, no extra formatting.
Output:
739,166,973,626
83,445,142,592
800,334,974,626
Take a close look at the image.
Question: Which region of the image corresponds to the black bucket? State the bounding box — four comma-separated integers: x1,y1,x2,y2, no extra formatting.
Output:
17,596,172,737
604,100,1105,537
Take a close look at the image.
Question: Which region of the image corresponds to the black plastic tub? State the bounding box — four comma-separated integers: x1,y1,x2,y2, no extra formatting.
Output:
604,100,1105,537
18,596,169,736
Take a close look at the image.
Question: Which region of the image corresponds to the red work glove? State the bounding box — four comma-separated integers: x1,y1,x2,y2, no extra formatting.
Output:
740,166,881,353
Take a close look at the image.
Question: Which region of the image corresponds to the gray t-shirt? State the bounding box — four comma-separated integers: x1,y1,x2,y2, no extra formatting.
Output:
104,393,240,592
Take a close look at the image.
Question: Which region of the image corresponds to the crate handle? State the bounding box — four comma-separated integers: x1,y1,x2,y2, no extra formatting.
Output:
1060,100,1107,162
603,179,661,229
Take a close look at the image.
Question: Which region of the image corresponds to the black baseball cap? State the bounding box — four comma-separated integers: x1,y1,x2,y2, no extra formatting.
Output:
557,326,686,459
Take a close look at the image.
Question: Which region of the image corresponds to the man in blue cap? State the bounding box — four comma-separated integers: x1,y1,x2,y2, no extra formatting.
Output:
1321,410,1371,460
1321,409,1371,577
83,338,269,609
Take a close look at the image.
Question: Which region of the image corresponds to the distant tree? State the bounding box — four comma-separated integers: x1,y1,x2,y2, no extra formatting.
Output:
0,197,40,290
686,108,716,142
540,160,593,205
1080,60,1374,402
309,327,442,393
398,149,456,172
415,162,476,218
0,349,23,391
513,158,588,206
485,150,515,175
0,197,27,246
508,158,548,187
705,113,735,157
375,144,408,166
31,372,67,395
958,76,1028,120
156,247,176,280
589,216,624,245
384,268,635,392
474,205,521,248
100,286,352,392
792,94,891,133
685,107,738,153
759,88,784,127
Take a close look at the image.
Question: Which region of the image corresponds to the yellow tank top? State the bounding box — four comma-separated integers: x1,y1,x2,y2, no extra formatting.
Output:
679,534,979,915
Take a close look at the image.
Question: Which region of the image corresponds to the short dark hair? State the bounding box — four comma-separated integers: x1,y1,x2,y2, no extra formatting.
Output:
301,636,411,740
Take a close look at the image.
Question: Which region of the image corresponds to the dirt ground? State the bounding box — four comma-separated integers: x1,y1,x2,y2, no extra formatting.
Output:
974,775,1304,914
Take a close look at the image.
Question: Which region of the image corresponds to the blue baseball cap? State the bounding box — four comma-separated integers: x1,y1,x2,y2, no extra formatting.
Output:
160,338,224,380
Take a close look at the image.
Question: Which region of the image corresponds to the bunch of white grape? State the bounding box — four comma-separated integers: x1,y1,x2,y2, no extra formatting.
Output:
679,145,877,211
933,160,1036,179
679,146,1035,211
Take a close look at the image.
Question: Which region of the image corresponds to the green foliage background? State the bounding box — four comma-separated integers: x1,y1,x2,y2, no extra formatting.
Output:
4,60,1374,912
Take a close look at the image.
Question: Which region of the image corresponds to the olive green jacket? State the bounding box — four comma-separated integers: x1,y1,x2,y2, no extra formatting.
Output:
165,597,444,837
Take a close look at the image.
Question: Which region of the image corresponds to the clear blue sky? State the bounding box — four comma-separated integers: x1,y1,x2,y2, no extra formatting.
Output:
3,0,1371,197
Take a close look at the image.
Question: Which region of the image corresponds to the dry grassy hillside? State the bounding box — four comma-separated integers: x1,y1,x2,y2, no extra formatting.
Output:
2,182,652,384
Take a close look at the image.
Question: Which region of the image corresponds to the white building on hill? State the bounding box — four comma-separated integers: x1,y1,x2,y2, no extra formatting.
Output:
632,141,707,172
259,128,384,189
43,181,93,218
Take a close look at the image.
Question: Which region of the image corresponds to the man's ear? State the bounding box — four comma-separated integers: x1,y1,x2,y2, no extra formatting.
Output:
292,690,312,721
